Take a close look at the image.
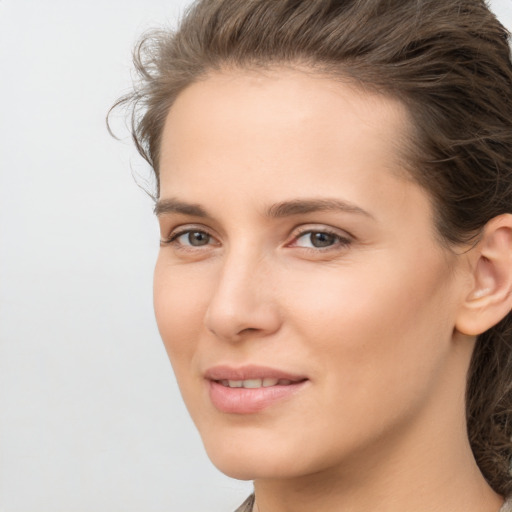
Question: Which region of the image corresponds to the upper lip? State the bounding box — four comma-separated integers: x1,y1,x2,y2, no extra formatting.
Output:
204,365,308,382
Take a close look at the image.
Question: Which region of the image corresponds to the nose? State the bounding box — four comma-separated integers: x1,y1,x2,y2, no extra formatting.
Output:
204,251,281,342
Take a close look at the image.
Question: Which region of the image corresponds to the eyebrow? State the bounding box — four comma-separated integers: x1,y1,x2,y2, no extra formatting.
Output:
154,197,373,219
266,198,373,219
154,198,208,217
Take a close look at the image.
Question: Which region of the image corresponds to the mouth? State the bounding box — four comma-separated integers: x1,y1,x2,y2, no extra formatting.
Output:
215,377,302,388
205,365,308,414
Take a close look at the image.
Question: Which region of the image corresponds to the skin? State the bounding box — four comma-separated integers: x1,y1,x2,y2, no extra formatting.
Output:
154,68,504,512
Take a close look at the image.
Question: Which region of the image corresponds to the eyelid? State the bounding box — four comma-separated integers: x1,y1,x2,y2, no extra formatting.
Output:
160,222,354,251
287,225,354,250
160,224,219,247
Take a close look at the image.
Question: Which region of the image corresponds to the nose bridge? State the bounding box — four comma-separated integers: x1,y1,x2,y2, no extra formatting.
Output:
204,242,280,341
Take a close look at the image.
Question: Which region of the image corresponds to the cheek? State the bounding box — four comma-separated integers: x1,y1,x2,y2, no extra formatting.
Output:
283,254,456,409
153,257,211,370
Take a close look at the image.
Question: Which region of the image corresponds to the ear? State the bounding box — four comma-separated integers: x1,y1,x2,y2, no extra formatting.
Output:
455,214,512,336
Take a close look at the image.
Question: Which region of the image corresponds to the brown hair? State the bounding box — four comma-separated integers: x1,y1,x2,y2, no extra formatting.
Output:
112,0,512,497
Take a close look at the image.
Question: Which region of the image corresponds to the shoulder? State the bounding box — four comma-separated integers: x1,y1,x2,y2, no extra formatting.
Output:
500,498,512,512
233,494,255,512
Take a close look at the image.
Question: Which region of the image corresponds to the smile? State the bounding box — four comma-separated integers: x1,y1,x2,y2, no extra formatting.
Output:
205,365,308,414
217,378,295,388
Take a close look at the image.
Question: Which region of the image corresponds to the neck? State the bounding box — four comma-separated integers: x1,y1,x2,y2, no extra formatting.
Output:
253,436,502,512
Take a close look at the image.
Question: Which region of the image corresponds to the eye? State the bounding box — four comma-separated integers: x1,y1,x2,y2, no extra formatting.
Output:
292,229,351,249
176,230,211,247
161,228,216,248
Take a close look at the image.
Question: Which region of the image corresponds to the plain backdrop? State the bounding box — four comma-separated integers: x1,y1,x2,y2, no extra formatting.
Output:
0,1,511,511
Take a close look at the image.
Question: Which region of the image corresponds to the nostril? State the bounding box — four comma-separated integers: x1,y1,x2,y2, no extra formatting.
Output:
239,327,258,335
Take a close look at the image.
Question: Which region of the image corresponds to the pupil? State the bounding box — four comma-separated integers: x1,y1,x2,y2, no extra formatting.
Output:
311,232,335,247
189,232,209,246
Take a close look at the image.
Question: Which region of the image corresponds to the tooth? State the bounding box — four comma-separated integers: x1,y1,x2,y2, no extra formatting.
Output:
221,380,229,387
243,379,263,388
278,379,292,385
228,380,243,388
262,378,279,387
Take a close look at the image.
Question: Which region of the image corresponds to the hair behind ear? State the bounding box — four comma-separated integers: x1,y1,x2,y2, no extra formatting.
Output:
466,314,512,497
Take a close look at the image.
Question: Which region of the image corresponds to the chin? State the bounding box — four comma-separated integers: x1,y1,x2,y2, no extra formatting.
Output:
200,425,346,482
200,429,305,480
207,453,299,481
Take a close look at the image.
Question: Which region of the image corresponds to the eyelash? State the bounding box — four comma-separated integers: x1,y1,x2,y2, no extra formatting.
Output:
290,227,352,251
160,228,215,248
160,226,352,252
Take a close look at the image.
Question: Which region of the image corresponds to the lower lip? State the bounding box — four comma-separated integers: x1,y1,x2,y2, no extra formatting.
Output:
208,380,307,414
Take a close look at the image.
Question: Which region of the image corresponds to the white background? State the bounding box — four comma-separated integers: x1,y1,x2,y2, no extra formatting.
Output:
0,1,511,511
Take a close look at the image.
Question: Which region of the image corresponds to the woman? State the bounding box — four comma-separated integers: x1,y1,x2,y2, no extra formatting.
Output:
113,1,512,510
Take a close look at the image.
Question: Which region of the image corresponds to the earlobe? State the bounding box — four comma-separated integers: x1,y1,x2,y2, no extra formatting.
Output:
456,214,512,336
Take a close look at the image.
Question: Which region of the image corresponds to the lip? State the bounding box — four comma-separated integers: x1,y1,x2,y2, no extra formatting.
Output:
205,365,308,414
204,364,307,382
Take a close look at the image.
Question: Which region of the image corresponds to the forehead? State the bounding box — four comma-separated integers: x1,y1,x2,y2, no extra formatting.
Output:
160,67,411,175
158,67,421,221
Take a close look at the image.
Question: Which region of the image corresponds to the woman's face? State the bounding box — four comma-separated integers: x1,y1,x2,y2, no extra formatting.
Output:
154,68,470,480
